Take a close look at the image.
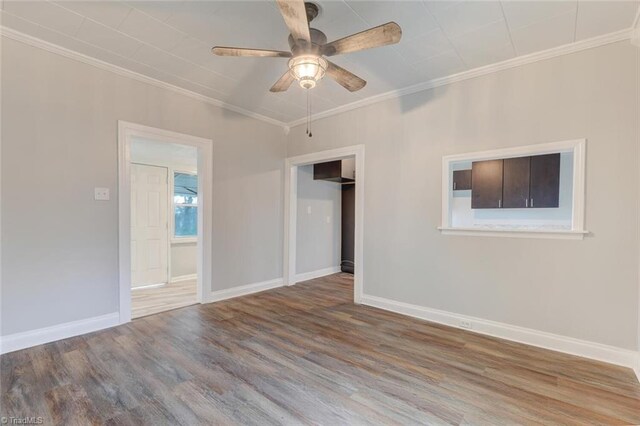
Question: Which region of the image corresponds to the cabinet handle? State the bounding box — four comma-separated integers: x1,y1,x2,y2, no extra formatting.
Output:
498,199,502,208
531,198,534,207
525,198,528,207
453,182,456,190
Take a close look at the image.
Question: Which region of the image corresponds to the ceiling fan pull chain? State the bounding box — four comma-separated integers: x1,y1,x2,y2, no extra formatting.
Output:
305,89,312,137
308,90,312,137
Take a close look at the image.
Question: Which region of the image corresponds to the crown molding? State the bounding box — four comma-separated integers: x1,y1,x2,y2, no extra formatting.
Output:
1,24,633,132
0,26,289,130
287,28,634,128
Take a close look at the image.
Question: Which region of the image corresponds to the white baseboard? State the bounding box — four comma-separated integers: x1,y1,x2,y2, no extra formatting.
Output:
0,312,119,355
293,266,341,284
171,274,198,283
634,354,640,383
132,282,165,290
361,295,639,371
205,278,284,303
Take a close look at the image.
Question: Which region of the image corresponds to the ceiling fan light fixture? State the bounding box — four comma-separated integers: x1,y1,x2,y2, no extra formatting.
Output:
288,55,327,89
212,1,402,93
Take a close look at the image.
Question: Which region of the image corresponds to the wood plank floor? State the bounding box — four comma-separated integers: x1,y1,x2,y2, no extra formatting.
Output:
132,279,197,319
2,273,639,425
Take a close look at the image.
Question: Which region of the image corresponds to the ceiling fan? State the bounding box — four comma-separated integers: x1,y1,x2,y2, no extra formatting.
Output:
211,0,402,93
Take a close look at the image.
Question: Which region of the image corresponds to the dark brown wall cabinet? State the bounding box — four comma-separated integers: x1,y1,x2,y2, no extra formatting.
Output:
471,153,560,209
529,154,560,208
452,170,472,191
502,157,530,208
313,159,355,183
471,159,504,209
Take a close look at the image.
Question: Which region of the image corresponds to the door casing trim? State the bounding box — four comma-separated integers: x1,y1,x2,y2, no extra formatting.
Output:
118,121,213,324
283,145,365,303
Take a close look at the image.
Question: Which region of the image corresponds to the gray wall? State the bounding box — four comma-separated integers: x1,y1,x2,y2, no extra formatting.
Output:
296,165,341,275
2,34,638,352
287,41,639,350
171,243,197,278
1,38,285,335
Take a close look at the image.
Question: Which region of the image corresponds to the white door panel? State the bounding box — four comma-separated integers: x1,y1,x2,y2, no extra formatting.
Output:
148,191,160,226
131,189,138,227
147,239,161,269
131,163,168,287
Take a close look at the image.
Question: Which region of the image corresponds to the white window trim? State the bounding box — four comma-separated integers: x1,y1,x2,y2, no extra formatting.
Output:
171,238,198,244
439,138,587,240
171,169,198,244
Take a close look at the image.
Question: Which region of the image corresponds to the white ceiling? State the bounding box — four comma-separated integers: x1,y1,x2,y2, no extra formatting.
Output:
2,1,638,125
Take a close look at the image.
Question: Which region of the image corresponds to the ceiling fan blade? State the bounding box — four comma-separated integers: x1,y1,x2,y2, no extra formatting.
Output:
270,71,296,92
275,0,311,45
326,61,366,92
322,22,402,57
211,47,291,58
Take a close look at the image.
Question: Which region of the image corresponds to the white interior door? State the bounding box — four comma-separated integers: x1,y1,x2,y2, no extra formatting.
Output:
131,163,169,287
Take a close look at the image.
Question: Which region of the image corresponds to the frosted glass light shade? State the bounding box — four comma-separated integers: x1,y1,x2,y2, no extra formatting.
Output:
288,55,328,89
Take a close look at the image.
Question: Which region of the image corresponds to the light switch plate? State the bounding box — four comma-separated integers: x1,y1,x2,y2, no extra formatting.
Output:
94,187,110,201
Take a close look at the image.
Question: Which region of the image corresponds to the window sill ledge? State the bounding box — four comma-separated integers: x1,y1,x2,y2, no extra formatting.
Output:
437,227,588,240
171,238,198,245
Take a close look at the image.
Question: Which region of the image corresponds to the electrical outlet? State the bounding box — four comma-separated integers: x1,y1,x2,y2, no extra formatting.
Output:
459,320,473,329
94,187,110,201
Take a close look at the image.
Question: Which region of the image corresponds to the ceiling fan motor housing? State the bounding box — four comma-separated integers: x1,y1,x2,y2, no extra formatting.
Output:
288,28,327,56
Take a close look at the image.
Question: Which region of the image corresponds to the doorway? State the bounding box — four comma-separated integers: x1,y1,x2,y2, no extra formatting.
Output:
284,145,365,303
294,157,355,280
118,122,213,324
129,139,199,318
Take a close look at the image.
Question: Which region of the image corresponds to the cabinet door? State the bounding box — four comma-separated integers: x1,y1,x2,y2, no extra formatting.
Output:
313,160,341,181
471,159,503,209
502,157,530,208
530,153,560,208
341,158,356,181
452,170,472,190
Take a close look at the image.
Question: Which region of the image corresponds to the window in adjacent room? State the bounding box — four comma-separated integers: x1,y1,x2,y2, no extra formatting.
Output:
173,172,198,239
